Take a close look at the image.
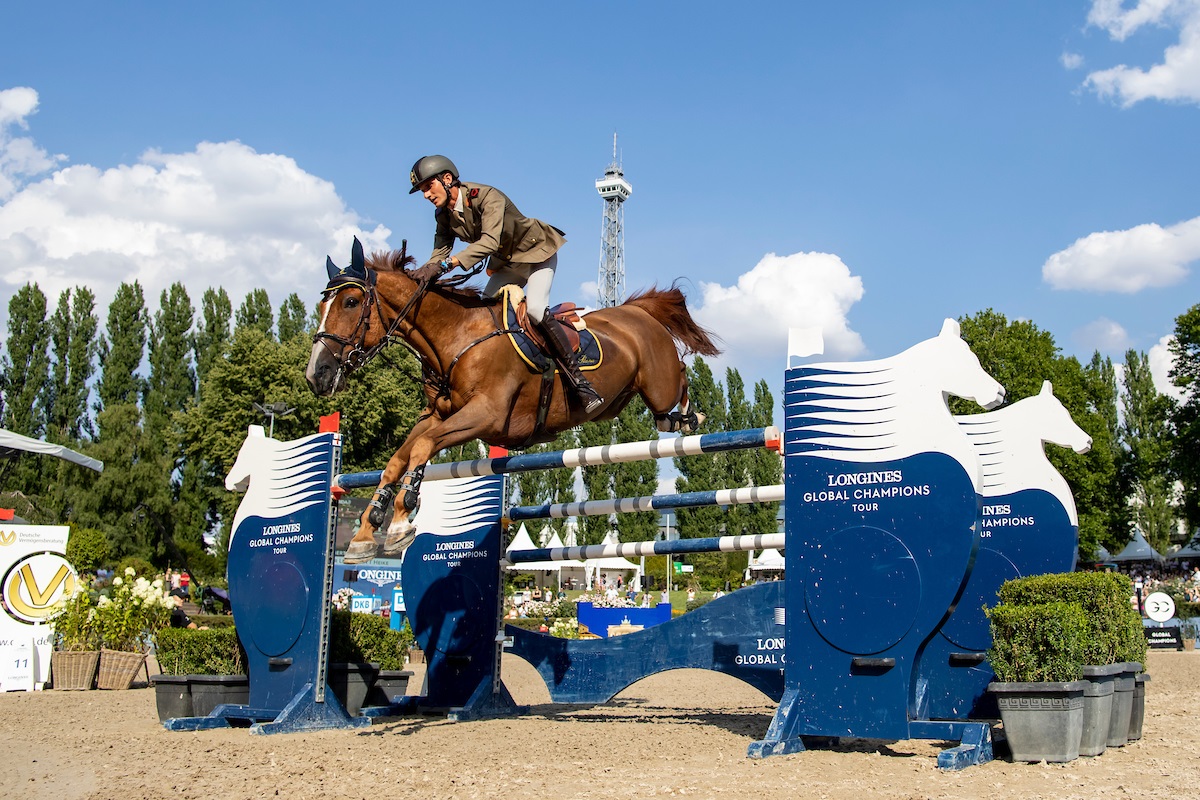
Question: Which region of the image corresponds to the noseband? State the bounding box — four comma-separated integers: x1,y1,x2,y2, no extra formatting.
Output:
312,270,404,384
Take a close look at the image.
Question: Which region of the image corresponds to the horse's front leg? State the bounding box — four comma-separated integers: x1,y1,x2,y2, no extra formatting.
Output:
380,400,500,557
343,416,437,565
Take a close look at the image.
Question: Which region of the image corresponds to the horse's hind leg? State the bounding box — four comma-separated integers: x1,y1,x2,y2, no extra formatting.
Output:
646,360,706,434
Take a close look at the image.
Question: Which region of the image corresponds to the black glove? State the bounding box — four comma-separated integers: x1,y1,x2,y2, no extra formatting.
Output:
413,260,450,283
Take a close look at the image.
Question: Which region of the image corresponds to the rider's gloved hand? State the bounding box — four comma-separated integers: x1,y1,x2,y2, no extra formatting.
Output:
413,260,451,283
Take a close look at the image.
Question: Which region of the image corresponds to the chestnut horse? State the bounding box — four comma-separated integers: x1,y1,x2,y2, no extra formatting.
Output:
306,238,721,564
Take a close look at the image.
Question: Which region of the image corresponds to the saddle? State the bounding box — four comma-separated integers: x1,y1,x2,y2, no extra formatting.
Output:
499,286,602,372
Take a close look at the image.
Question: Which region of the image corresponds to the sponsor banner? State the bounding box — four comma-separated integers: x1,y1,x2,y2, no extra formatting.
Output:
0,525,73,690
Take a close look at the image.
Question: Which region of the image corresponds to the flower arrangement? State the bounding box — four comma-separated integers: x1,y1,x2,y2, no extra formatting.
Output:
574,592,640,609
48,587,102,651
549,618,580,639
332,587,357,611
95,568,172,652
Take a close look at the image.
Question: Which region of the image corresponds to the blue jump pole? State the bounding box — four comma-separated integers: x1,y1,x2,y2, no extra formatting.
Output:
333,426,780,491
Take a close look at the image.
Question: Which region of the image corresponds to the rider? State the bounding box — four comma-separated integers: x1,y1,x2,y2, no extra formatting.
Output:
408,154,603,413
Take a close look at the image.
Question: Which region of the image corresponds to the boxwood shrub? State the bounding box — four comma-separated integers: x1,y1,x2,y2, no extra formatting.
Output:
986,601,1088,683
156,627,246,675
328,611,413,670
997,571,1135,665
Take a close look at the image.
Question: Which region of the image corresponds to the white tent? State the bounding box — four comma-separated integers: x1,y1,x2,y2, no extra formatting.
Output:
0,428,103,472
584,530,642,591
749,548,786,573
1111,528,1166,564
545,529,586,590
505,524,586,590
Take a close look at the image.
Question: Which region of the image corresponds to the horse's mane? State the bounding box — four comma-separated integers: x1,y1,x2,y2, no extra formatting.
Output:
367,250,495,306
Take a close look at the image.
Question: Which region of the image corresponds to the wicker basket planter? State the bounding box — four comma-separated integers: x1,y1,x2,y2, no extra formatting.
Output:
51,650,100,690
97,648,146,690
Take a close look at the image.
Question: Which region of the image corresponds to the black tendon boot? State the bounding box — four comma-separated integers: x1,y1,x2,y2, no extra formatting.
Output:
537,311,604,413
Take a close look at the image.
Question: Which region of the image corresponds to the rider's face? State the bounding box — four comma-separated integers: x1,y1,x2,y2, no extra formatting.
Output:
421,176,451,208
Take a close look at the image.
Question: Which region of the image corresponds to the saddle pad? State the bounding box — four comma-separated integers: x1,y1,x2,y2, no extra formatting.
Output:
500,286,602,373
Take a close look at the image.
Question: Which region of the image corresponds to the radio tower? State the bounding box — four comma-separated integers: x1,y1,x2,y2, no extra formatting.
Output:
595,134,632,308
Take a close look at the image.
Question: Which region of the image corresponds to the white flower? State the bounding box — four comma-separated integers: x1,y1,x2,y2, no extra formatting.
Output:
152,579,163,589
97,596,111,607
124,567,136,577
112,577,123,586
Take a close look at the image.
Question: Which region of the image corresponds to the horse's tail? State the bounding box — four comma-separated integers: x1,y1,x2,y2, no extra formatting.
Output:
624,282,722,357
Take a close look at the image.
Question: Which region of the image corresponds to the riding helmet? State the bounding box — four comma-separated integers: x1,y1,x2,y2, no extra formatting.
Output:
409,155,459,194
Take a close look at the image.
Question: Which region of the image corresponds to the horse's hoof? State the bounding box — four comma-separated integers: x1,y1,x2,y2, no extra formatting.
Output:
382,521,417,556
343,539,379,564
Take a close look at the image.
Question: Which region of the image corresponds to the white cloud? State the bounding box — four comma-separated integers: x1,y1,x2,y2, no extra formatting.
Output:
1083,0,1200,106
1074,317,1131,352
0,93,390,332
1062,52,1085,70
1148,333,1185,399
1041,216,1200,291
0,87,65,201
691,251,865,377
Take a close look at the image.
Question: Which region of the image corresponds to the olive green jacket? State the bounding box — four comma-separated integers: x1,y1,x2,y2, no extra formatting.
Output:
428,182,566,270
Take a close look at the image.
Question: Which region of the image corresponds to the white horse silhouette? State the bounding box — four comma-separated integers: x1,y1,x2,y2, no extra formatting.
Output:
955,380,1091,522
787,318,1005,482
225,426,333,544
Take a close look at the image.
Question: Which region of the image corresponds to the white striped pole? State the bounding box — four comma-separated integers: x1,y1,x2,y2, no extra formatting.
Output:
502,532,785,566
508,484,785,521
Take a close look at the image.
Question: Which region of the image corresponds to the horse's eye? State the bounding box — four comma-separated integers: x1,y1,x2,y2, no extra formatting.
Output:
343,296,360,309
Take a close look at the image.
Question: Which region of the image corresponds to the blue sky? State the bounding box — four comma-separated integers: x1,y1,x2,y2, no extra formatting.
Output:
2,1,1199,414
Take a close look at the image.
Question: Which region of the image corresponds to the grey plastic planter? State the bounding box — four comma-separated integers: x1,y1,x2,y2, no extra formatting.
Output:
329,662,380,716
189,674,250,717
1128,672,1149,741
151,674,193,722
1106,661,1141,747
989,680,1086,763
1079,664,1121,757
366,669,414,707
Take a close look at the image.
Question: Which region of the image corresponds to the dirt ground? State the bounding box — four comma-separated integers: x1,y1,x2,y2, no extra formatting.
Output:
1,649,1196,800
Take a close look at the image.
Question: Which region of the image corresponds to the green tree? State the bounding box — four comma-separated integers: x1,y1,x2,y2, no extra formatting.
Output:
193,288,232,387
612,398,659,544
277,293,311,342
577,419,615,546
145,283,196,448
44,287,98,443
235,288,274,337
1169,304,1200,529
674,357,727,540
1120,349,1176,554
96,282,148,409
956,310,1124,561
2,283,50,438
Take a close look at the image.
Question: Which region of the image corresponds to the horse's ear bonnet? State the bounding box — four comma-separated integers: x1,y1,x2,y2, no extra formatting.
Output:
323,236,370,292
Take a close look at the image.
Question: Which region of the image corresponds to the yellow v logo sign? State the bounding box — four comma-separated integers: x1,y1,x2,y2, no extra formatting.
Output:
3,555,77,623
19,564,72,606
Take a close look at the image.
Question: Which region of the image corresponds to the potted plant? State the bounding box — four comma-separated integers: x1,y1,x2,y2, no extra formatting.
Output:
47,587,102,690
329,610,414,712
94,568,172,689
986,600,1089,762
1108,604,1148,747
152,626,248,722
996,571,1135,756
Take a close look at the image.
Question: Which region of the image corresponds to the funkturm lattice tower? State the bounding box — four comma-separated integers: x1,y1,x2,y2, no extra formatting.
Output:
595,134,632,309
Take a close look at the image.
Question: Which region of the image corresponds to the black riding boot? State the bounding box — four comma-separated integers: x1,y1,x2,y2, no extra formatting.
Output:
537,311,604,414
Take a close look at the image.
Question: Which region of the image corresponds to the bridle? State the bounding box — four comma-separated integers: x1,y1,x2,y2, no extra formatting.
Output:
312,261,499,397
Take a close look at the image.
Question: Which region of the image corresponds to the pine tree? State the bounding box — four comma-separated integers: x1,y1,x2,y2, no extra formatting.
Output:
235,289,274,337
